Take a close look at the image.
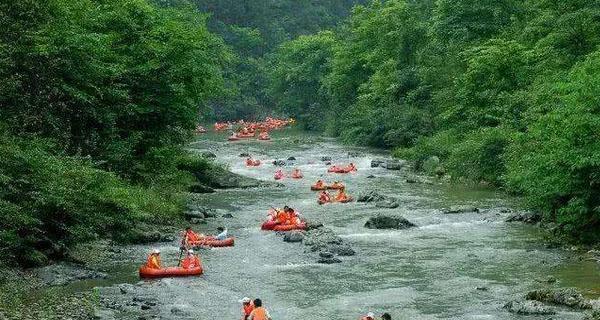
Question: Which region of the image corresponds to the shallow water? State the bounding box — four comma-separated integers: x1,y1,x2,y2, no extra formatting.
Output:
77,131,600,319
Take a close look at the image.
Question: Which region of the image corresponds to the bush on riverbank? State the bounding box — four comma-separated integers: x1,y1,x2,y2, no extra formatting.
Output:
0,0,228,266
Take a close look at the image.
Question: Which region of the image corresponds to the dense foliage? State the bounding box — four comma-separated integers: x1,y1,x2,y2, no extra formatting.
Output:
0,0,227,266
268,0,600,242
184,0,366,121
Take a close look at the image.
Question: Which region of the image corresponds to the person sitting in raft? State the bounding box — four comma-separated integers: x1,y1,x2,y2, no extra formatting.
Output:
291,168,303,178
215,227,228,240
314,179,325,189
145,249,161,269
335,188,350,202
318,190,331,204
330,181,344,189
346,162,357,172
248,298,272,320
182,226,205,247
284,207,299,224
246,157,256,166
258,131,270,140
360,312,376,320
181,249,201,269
240,297,254,320
276,207,290,225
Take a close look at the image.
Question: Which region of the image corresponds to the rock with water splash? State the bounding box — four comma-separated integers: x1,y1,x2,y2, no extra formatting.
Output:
303,227,355,257
443,205,479,214
200,151,217,158
272,159,286,166
584,310,600,320
375,199,400,209
283,231,304,243
321,156,332,162
364,215,416,230
357,190,387,203
381,159,406,170
505,211,541,224
371,159,386,168
503,300,556,315
526,288,592,309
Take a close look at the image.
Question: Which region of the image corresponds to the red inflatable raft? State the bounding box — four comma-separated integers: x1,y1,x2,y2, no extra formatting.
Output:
261,220,307,231
311,185,328,191
139,266,203,279
189,237,235,248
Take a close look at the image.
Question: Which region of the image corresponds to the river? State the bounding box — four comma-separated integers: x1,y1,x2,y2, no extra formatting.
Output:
49,130,600,319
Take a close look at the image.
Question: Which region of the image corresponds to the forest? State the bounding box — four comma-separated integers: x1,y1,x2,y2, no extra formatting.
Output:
268,0,600,243
1,0,599,272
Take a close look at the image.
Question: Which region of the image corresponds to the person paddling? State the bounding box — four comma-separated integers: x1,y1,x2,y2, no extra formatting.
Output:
145,249,161,269
180,249,201,269
248,298,272,320
240,297,254,320
318,190,331,204
182,226,205,248
215,226,228,240
335,187,350,202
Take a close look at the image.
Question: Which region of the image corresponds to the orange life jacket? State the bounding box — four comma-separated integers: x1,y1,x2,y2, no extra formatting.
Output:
181,255,200,269
186,230,200,242
146,254,161,269
336,191,348,201
315,180,324,188
250,307,268,320
276,211,289,224
319,192,331,202
242,303,255,318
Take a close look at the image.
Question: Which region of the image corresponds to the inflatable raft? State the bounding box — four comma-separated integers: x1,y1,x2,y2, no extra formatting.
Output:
189,237,234,248
139,266,203,279
261,220,307,231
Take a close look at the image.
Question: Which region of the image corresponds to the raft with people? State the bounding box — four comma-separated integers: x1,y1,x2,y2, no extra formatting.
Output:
139,265,203,278
327,163,357,174
246,158,261,167
188,237,235,248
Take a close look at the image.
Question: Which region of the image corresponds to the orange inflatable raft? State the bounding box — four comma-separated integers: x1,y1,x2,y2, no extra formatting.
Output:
261,220,307,231
311,185,328,191
139,266,203,279
189,237,234,248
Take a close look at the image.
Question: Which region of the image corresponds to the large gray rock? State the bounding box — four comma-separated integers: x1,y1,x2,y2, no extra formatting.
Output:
357,190,388,203
200,151,216,158
443,205,479,214
303,228,355,256
34,263,108,286
318,257,342,264
506,211,541,224
272,159,286,167
283,231,304,243
321,156,332,162
503,300,555,315
239,153,250,157
526,288,592,309
381,159,406,170
365,215,416,230
371,159,386,168
375,200,400,209
184,210,205,220
305,220,324,230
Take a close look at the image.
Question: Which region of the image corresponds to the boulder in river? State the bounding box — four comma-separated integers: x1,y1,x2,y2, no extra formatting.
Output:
503,300,556,315
584,310,600,320
321,156,332,162
526,288,592,309
287,156,296,161
318,256,342,264
365,215,416,230
239,153,250,157
222,213,234,219
371,159,386,168
367,175,376,179
375,199,400,209
272,159,286,166
283,231,304,243
305,220,324,230
303,227,355,256
443,205,479,214
505,211,541,224
200,151,217,158
381,159,406,170
357,190,387,203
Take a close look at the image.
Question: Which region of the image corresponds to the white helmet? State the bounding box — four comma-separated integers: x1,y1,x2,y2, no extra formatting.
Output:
152,249,160,254
187,249,194,254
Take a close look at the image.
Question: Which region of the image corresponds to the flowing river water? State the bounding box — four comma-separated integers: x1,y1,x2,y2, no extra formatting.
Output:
39,130,600,319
